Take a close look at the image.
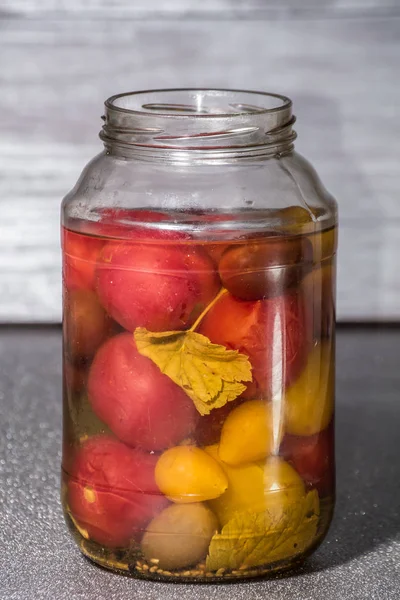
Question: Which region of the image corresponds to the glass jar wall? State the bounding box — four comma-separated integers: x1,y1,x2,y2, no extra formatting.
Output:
61,89,337,582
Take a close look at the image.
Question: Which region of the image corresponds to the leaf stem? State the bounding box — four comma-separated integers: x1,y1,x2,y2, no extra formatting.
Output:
190,287,228,332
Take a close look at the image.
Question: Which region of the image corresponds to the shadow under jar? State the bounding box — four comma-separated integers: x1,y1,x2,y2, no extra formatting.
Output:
61,89,338,582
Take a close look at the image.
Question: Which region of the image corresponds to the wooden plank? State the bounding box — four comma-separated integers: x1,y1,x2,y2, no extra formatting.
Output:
0,16,399,321
1,17,398,221
2,0,400,19
337,222,400,321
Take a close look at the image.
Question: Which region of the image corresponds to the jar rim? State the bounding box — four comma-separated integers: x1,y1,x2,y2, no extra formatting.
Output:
105,88,292,120
101,88,295,157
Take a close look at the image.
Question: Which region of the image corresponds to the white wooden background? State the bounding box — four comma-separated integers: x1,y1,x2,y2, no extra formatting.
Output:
1,0,399,322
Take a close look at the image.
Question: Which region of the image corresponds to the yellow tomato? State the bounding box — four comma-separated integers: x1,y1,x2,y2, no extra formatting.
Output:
218,400,283,466
275,206,314,235
285,341,334,436
155,446,228,503
206,444,266,524
263,455,305,509
206,447,305,525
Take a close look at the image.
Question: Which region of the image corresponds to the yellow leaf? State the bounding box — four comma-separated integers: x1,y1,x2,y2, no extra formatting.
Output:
134,328,252,416
206,490,319,571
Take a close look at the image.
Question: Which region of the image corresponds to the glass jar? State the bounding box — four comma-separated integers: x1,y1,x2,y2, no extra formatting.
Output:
61,89,337,582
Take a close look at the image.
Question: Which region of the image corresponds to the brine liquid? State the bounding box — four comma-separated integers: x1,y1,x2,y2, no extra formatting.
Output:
61,219,336,581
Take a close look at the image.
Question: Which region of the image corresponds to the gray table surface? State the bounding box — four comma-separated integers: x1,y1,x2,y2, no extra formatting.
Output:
1,327,399,600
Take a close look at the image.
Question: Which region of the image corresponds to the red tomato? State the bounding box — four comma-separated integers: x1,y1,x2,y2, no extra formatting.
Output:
67,435,168,547
206,242,229,264
94,209,177,240
95,241,220,332
62,229,104,291
199,291,308,400
63,289,112,363
98,208,169,224
191,211,248,264
88,333,197,451
62,211,176,290
218,235,313,301
280,426,334,496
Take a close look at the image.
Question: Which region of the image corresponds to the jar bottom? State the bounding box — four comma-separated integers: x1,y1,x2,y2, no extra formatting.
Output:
65,497,334,583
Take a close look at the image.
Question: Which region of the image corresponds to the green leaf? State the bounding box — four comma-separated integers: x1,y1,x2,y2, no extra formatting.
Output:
134,328,252,416
206,490,320,571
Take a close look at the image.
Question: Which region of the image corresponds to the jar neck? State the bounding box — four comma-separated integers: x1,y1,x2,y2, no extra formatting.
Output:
99,89,296,162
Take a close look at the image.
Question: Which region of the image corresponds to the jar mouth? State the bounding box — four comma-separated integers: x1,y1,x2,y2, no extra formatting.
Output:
101,88,296,158
106,89,292,119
